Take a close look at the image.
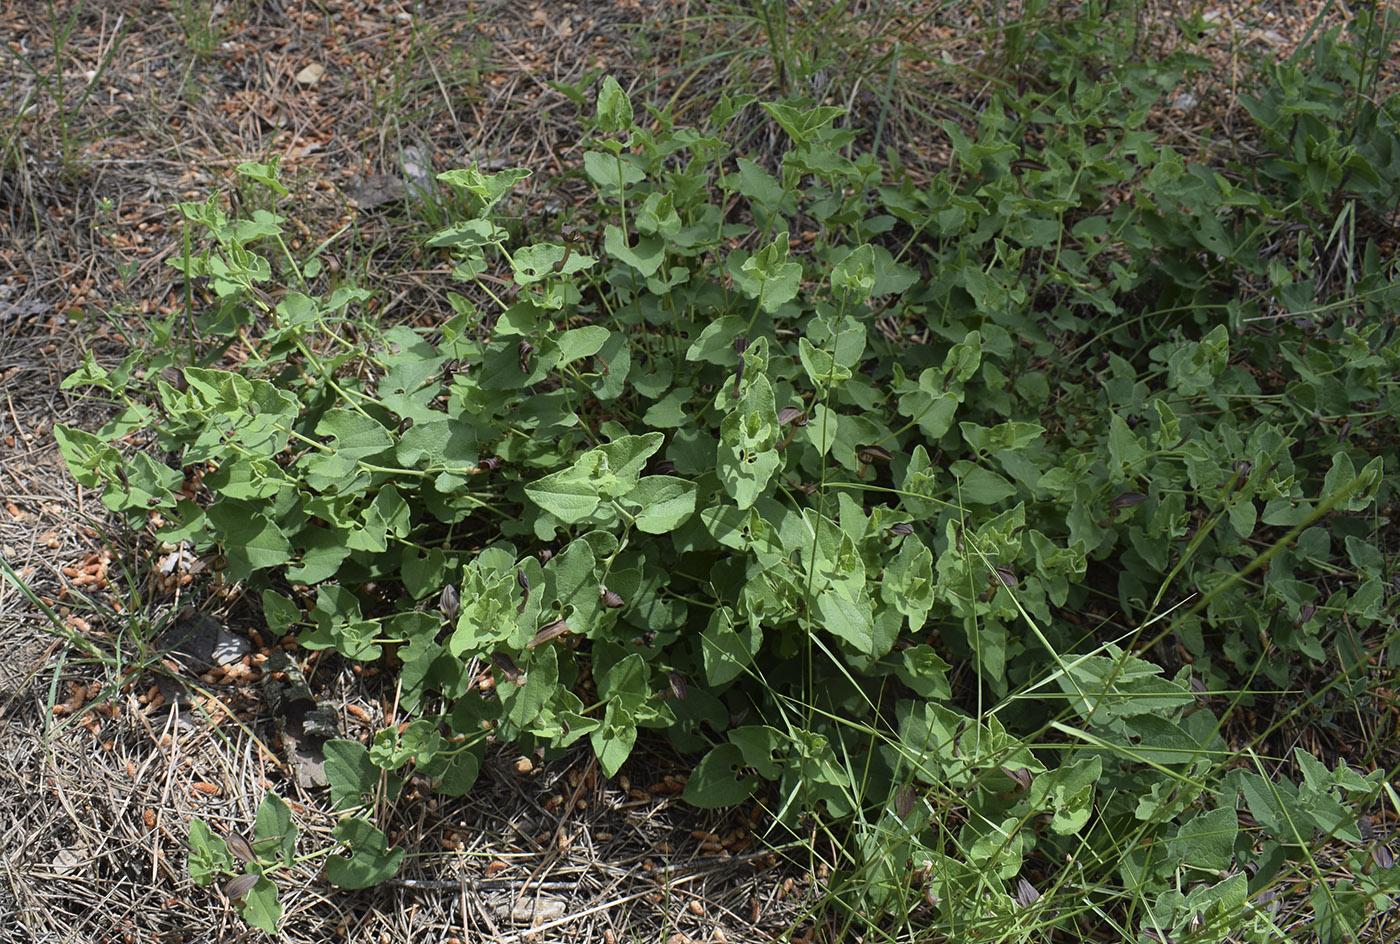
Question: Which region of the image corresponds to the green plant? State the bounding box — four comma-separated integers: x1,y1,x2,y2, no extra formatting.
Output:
1238,11,1400,308
345,6,488,230
189,790,403,933
2,0,131,181
58,36,1399,938
172,0,225,62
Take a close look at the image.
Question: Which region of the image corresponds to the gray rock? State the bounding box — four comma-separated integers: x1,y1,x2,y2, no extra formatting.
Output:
157,606,248,670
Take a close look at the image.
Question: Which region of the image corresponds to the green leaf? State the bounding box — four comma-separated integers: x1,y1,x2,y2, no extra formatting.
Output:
604,225,665,277
1322,452,1383,511
317,409,394,458
428,217,500,249
734,157,785,207
806,313,867,369
708,90,756,128
60,351,114,391
287,526,351,584
1107,412,1145,478
898,385,961,440
53,424,123,489
525,433,664,522
683,743,759,808
971,617,1008,685
236,158,289,196
595,75,634,133
642,387,693,427
866,243,920,296
816,586,876,654
801,508,866,601
324,739,384,810
429,749,481,796
600,432,667,483
204,456,286,500
881,536,935,631
944,330,983,382
700,606,759,685
325,818,405,889
731,233,802,313
636,191,682,236
542,539,601,639
950,462,1017,505
302,409,394,488
371,718,444,769
685,315,747,366
187,818,234,884
718,374,781,509
1166,323,1229,396
798,337,853,389
890,645,951,700
591,702,639,777
206,504,293,575
435,164,530,215
588,327,632,400
401,546,448,600
801,402,840,456
583,150,645,192
396,418,478,482
494,304,542,336
253,793,297,867
1226,496,1257,538
237,877,282,935
511,242,569,285
525,470,607,523
556,325,610,363
622,475,697,534
1107,713,1209,766
500,645,560,732
1029,756,1101,835
701,503,752,550
1057,647,1196,722
830,243,876,300
959,420,1045,454
760,101,846,147
1169,807,1236,872
346,484,411,553
448,571,519,654
729,726,784,778
1238,771,1305,842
